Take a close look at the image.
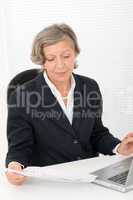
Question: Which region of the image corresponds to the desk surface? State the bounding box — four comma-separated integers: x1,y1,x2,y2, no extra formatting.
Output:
0,155,133,200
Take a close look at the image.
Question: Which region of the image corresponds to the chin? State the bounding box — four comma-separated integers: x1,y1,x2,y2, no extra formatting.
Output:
54,72,70,80
55,77,68,83
48,71,72,83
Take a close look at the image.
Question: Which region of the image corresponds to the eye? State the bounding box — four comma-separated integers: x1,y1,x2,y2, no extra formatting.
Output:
46,58,55,62
64,55,70,58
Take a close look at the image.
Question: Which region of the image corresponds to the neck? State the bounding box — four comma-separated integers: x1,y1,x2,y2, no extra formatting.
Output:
45,71,72,96
53,79,71,96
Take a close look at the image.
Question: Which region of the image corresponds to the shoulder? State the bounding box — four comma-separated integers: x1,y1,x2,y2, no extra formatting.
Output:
73,73,100,91
14,72,42,92
20,73,40,91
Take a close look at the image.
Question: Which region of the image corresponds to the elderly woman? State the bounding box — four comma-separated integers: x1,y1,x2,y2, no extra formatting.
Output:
6,23,133,185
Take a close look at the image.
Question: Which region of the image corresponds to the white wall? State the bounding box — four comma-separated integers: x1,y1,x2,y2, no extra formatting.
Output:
1,0,133,164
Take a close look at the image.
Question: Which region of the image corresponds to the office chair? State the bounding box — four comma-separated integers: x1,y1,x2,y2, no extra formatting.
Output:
7,68,41,103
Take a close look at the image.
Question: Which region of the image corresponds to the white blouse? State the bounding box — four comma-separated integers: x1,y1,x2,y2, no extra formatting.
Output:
43,71,75,124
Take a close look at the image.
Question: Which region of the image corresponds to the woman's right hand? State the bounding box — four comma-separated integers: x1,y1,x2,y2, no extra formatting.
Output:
5,161,27,186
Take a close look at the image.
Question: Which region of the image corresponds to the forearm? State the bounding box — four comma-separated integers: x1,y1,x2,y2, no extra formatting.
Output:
90,118,121,155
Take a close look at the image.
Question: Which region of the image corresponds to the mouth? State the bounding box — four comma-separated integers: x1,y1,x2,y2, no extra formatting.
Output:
55,72,67,75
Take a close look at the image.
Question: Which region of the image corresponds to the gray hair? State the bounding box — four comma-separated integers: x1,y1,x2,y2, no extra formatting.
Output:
31,23,80,68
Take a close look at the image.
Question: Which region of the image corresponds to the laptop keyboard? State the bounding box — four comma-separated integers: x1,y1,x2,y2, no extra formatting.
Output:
108,170,129,185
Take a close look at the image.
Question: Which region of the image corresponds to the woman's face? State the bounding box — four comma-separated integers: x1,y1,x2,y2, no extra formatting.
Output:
43,39,77,83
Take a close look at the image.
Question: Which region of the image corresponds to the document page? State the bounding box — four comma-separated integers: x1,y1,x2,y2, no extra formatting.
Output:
2,166,97,183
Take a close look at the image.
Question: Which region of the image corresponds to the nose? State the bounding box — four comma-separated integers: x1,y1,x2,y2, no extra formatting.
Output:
56,57,65,70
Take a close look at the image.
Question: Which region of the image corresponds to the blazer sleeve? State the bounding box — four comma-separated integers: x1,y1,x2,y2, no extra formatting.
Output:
5,87,34,168
90,80,121,155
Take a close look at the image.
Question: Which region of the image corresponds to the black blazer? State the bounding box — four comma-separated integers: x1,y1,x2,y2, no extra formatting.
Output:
5,72,121,168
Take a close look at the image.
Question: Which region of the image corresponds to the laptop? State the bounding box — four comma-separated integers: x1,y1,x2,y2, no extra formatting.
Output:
91,157,133,192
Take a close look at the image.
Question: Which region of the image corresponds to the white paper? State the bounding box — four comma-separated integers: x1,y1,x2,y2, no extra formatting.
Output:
1,166,97,183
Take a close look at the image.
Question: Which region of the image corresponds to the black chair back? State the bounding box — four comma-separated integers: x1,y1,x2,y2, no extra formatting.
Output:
7,68,40,103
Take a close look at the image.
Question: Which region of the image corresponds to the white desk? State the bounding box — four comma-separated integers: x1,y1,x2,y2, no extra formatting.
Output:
0,155,133,200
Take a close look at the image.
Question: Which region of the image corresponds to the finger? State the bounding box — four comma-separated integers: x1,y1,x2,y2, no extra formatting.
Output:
123,137,133,145
12,177,27,183
6,171,26,184
6,171,24,178
125,132,133,138
9,165,22,171
7,164,24,178
8,174,25,180
8,178,26,186
9,176,26,183
6,173,27,184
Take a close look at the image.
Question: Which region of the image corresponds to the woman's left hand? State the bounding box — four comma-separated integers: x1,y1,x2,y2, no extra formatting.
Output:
117,132,133,155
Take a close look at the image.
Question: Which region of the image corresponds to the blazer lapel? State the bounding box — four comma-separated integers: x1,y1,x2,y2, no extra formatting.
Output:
72,73,83,132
